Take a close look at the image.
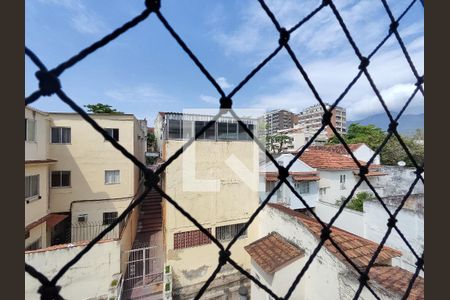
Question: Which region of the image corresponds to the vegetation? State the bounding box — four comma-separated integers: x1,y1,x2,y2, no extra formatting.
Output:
266,133,294,153
110,279,118,287
327,123,424,167
84,103,123,114
146,131,158,165
336,192,373,212
165,282,171,292
165,265,171,274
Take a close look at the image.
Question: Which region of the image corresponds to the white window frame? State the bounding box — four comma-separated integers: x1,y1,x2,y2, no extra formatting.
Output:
105,170,120,185
25,174,40,201
295,181,310,194
104,128,119,141
51,171,71,188
25,118,37,142
51,127,71,144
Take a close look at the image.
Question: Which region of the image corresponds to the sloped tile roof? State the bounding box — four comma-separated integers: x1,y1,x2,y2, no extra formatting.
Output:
268,204,424,299
370,266,424,300
309,143,365,154
244,232,305,274
299,149,380,170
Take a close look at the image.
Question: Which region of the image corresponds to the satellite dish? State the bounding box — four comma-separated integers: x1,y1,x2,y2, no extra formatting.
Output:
397,161,406,167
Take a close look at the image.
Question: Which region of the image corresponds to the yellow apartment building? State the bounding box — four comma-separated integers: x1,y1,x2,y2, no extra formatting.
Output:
25,106,147,249
155,112,260,298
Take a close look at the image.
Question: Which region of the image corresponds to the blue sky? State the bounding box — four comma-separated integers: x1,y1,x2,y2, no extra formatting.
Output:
25,0,424,125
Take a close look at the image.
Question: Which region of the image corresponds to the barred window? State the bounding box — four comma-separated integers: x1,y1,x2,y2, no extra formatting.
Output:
25,175,39,199
216,223,247,241
103,212,118,225
104,128,119,141
51,171,71,187
168,119,181,139
105,170,120,184
174,228,212,249
51,127,71,144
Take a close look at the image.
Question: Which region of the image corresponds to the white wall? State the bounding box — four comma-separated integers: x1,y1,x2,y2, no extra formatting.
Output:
260,153,319,210
314,201,364,236
353,145,380,164
25,240,121,300
251,206,393,300
25,107,50,161
364,200,424,275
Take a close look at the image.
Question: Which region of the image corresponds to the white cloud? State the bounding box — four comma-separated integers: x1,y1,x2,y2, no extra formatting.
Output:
216,77,233,89
200,94,218,104
105,84,175,103
37,0,107,35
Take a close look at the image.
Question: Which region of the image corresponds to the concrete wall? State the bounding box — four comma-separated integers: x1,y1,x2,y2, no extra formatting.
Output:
317,170,383,204
26,222,49,249
163,139,260,290
251,206,398,300
48,114,145,212
364,198,424,275
25,240,121,300
353,145,380,164
378,166,424,197
314,200,365,236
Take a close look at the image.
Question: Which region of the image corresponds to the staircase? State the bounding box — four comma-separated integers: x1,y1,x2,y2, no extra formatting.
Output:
137,189,162,235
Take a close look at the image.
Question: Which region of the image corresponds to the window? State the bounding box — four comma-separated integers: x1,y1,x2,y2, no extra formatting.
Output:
295,181,310,194
174,228,212,249
25,119,36,142
319,187,327,195
216,223,247,241
25,238,42,251
51,127,71,143
103,212,118,225
51,171,71,187
25,175,40,199
340,174,346,190
227,123,238,140
168,119,181,139
217,122,228,140
194,121,206,140
105,170,120,184
205,121,216,140
182,120,193,139
104,128,119,141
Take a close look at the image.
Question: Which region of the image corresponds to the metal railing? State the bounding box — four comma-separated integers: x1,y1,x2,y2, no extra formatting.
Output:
25,0,424,299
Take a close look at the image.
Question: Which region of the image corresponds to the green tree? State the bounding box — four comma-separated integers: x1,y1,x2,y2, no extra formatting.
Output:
266,133,294,153
146,131,158,165
328,123,424,167
84,103,123,114
335,192,373,212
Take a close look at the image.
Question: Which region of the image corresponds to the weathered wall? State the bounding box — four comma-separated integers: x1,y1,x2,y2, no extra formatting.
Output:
252,206,396,300
163,140,260,290
364,196,424,275
48,114,144,212
378,166,424,197
26,222,49,249
314,200,365,236
25,240,121,300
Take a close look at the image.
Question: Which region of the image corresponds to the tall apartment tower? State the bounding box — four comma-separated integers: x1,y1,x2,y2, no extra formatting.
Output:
264,109,297,135
298,103,346,140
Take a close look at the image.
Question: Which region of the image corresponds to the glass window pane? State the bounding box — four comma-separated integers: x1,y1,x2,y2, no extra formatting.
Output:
182,120,193,139
195,121,206,140
62,128,71,143
51,172,60,187
217,122,228,140
27,120,36,142
227,123,238,140
51,128,61,143
205,121,216,140
61,171,71,186
168,120,181,139
238,122,249,140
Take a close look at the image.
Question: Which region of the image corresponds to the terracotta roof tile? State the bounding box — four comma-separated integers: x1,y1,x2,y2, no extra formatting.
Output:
244,232,305,274
299,149,380,170
309,143,365,154
267,204,424,298
268,204,401,269
370,266,424,300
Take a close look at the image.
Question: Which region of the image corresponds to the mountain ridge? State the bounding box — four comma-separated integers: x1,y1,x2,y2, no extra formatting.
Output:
347,112,424,136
